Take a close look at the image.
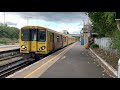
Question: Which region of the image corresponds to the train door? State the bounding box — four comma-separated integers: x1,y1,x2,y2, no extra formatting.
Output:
61,35,63,47
67,37,69,45
51,33,55,51
62,36,64,47
30,29,37,52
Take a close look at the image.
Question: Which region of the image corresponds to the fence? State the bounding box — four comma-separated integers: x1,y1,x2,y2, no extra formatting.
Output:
94,37,120,57
95,37,111,51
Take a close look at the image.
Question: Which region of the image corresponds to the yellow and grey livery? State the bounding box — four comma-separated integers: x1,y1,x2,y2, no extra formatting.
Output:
19,26,76,58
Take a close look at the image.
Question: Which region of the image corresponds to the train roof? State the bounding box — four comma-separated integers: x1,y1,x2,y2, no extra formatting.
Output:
21,26,76,39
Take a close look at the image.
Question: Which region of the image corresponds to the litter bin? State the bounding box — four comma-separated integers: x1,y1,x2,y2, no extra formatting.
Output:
84,43,88,49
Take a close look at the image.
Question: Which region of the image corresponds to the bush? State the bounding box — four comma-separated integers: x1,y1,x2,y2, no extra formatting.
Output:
0,23,19,45
0,38,12,44
111,29,120,51
0,24,19,39
90,44,99,49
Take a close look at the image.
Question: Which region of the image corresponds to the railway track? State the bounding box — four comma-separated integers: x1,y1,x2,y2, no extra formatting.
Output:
0,49,20,59
0,45,69,78
0,54,45,78
0,49,27,77
0,58,29,77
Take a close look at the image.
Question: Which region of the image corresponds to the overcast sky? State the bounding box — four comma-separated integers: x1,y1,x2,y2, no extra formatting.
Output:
0,12,89,34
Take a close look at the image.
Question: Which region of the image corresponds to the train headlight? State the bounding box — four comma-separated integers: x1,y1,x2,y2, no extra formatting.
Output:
21,45,26,49
39,46,46,50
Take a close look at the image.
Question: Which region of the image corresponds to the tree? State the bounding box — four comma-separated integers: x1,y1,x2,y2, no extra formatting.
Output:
87,12,120,51
87,12,117,37
0,23,19,39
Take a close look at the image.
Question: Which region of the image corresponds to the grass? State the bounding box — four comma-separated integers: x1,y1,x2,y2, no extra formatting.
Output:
0,37,18,45
92,48,119,70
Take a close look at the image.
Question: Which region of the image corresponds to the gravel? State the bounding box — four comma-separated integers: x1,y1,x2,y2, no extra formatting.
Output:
92,48,119,70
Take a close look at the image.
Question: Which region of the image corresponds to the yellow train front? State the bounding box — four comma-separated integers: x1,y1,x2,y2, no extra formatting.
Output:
19,26,76,60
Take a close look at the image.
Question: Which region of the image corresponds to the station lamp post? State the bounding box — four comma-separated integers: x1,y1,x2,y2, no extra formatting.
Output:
26,16,32,25
115,12,120,31
3,12,5,25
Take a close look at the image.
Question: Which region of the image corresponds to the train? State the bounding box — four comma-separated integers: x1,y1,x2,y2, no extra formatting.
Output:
19,26,77,60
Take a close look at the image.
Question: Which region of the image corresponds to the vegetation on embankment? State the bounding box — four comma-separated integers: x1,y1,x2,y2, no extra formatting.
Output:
90,44,99,49
0,23,19,44
87,12,120,51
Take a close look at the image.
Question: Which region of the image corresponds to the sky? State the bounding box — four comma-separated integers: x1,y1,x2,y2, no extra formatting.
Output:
0,12,89,34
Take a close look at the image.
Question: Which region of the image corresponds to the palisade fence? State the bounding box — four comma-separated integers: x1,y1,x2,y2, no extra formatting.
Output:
94,37,120,58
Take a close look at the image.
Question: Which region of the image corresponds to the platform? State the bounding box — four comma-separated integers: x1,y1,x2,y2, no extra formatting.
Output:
0,45,19,52
7,42,111,78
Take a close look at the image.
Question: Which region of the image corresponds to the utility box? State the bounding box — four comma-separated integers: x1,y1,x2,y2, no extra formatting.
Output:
81,38,84,45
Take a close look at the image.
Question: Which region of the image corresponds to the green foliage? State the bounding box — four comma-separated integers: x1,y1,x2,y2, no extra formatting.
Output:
111,29,120,51
0,23,20,44
0,23,19,39
87,12,120,51
87,12,117,37
0,38,12,44
90,44,99,49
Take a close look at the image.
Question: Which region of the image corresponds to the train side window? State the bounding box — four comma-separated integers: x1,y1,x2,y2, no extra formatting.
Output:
64,37,66,42
63,37,64,42
57,36,59,42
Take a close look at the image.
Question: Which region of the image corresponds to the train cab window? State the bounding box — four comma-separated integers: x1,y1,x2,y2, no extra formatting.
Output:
38,30,46,42
31,29,37,41
21,29,30,41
